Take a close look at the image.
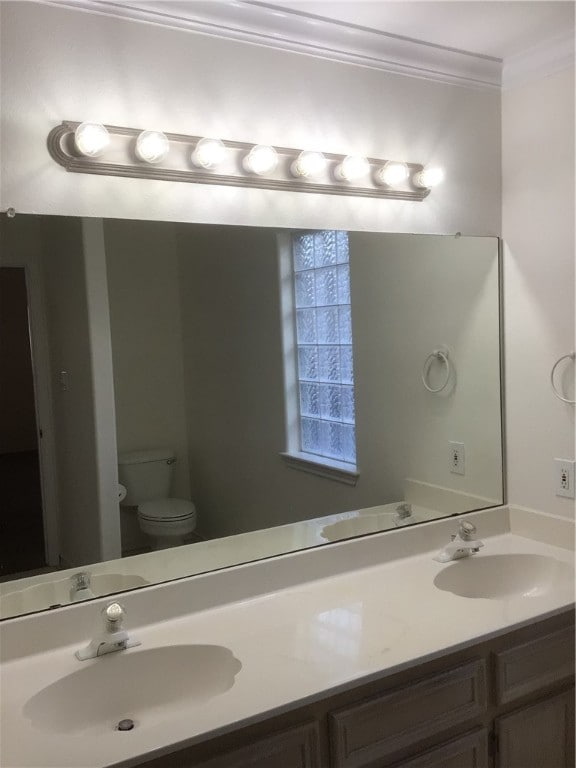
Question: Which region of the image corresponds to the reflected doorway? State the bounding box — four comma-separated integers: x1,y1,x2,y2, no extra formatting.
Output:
0,267,46,577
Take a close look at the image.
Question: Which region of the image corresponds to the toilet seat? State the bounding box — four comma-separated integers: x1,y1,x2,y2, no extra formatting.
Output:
138,498,196,522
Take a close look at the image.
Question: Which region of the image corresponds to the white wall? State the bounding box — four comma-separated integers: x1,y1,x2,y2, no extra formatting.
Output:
502,67,575,518
0,2,500,236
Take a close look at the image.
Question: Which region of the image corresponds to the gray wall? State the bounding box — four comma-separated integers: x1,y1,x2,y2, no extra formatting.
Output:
173,226,501,539
176,225,383,539
350,233,502,507
104,220,192,551
40,217,104,567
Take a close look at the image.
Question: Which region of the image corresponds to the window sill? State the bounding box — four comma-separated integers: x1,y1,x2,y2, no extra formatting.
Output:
280,452,359,486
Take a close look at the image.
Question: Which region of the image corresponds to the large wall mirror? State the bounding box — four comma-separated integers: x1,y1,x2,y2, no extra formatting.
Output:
0,214,503,619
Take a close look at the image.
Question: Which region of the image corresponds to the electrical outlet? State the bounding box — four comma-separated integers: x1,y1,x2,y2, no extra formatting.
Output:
554,459,575,498
449,441,465,475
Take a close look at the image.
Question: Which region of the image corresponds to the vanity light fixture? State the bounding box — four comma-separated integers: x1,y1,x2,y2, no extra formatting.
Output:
135,130,170,164
334,155,370,182
375,161,409,187
291,150,327,179
74,122,110,157
243,144,279,175
48,121,437,201
413,167,445,189
191,138,227,169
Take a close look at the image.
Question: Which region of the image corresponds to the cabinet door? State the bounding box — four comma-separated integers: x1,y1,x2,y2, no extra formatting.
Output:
496,688,575,768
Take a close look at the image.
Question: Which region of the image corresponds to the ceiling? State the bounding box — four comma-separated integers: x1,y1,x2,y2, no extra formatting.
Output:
244,1,575,60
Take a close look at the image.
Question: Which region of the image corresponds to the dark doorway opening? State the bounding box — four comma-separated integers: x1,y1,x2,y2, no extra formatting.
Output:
0,267,46,577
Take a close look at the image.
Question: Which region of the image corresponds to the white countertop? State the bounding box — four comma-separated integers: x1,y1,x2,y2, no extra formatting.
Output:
0,509,574,768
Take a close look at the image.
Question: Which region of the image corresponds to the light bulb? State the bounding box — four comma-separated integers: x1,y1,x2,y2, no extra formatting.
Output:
375,161,409,187
413,167,445,189
335,155,370,182
243,145,279,175
74,122,110,157
291,150,327,179
135,130,169,164
192,138,227,169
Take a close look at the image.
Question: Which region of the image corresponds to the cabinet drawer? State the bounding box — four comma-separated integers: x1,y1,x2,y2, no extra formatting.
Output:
495,625,575,705
330,660,487,768
390,729,489,768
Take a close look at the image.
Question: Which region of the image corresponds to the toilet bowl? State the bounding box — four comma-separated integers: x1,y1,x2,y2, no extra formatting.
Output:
117,448,197,551
138,498,196,550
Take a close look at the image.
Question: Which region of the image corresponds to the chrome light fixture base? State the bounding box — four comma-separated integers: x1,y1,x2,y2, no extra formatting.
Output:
47,121,431,201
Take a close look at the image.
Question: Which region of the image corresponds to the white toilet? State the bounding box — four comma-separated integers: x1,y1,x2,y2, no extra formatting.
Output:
118,448,196,550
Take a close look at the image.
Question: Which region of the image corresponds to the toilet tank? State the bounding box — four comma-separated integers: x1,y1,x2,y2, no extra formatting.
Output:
118,448,175,506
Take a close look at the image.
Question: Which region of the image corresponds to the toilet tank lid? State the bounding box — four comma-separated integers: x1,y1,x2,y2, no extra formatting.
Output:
118,448,175,465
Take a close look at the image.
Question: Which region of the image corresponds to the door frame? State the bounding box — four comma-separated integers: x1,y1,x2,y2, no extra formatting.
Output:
0,253,61,566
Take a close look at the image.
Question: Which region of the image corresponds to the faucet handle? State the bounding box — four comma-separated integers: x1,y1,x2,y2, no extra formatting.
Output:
458,520,477,540
70,571,91,590
102,602,125,628
395,502,413,518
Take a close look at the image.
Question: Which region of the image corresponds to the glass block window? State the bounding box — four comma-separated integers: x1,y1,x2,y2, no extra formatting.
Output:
292,231,356,465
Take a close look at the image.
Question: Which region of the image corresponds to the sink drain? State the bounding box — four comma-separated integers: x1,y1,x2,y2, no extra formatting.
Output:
116,719,135,732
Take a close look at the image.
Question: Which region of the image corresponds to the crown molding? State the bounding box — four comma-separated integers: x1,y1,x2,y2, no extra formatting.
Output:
44,0,502,90
502,29,575,90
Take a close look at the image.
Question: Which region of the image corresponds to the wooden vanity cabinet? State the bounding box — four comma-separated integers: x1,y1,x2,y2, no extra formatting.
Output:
130,610,574,768
495,689,574,768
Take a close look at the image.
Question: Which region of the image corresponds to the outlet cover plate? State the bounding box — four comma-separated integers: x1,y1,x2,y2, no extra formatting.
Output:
449,441,465,475
554,458,575,498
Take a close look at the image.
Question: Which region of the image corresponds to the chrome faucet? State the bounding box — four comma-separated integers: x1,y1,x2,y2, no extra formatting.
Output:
76,602,141,661
69,572,95,602
434,521,484,563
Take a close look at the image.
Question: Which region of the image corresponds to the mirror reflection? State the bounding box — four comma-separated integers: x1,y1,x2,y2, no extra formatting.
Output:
0,215,503,618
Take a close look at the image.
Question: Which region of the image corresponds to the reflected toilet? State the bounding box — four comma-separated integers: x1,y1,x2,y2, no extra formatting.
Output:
118,449,196,550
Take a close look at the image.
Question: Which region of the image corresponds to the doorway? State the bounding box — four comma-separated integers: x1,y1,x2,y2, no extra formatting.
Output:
0,268,47,577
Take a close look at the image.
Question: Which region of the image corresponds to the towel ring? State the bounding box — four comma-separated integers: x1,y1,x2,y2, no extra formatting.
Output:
422,349,451,393
550,352,575,404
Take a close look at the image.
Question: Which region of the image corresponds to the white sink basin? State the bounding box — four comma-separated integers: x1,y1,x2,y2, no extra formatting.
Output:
23,645,242,734
434,554,574,600
0,573,150,618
